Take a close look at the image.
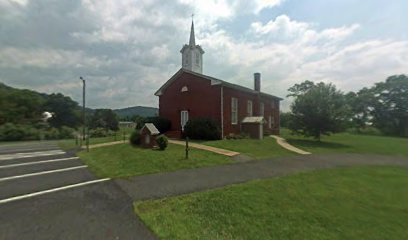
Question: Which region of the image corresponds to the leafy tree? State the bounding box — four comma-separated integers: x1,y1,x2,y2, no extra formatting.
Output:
90,109,119,131
287,81,350,141
345,88,375,130
279,112,292,128
0,84,45,125
369,75,408,136
44,93,81,128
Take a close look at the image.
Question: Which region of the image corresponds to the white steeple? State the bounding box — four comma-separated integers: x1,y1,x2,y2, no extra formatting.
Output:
180,19,204,73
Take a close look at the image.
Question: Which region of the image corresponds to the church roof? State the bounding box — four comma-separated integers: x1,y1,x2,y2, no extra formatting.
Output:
141,123,160,135
154,68,283,100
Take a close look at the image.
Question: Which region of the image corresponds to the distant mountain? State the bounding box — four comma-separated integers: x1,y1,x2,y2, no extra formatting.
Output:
113,106,158,118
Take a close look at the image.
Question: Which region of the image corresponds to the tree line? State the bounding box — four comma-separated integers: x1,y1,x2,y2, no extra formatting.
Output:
283,74,408,140
0,83,123,141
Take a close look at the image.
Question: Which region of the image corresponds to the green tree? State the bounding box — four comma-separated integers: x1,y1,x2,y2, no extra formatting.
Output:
287,81,349,141
279,112,292,128
370,75,408,136
44,93,81,128
345,88,375,130
0,83,45,125
90,109,119,131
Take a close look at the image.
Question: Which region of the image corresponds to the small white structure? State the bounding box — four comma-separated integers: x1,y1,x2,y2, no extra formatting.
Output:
241,116,266,140
140,123,160,148
42,112,53,122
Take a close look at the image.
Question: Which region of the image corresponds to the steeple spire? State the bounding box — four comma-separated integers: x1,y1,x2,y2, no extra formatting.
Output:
189,15,195,46
181,15,204,74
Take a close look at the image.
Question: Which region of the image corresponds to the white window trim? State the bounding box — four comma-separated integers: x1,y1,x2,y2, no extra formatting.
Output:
231,97,238,125
260,102,264,117
181,110,189,131
269,115,272,128
247,100,253,117
181,86,188,92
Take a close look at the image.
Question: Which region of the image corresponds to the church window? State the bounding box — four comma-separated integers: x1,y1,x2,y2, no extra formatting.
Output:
260,102,264,116
195,54,199,65
181,86,188,92
247,100,253,117
231,98,238,125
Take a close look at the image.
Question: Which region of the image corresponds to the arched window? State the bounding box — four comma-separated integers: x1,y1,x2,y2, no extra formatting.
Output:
181,86,188,92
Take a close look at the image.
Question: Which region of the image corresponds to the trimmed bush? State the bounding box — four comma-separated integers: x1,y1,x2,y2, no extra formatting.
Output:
129,131,141,146
58,126,76,139
156,135,168,150
184,118,221,140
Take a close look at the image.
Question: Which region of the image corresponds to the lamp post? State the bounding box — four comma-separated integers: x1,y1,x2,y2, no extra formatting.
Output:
80,77,86,144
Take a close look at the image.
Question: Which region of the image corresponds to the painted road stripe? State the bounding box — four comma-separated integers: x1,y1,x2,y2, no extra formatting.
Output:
0,178,110,204
0,147,60,154
0,150,65,161
0,157,79,169
0,165,87,182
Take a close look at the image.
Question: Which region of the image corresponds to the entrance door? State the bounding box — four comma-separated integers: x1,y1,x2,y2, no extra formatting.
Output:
181,110,189,131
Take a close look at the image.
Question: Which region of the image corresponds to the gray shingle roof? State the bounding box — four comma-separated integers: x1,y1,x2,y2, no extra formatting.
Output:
142,123,160,135
155,68,283,100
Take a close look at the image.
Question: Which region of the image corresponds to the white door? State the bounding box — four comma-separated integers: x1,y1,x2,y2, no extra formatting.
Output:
181,110,189,131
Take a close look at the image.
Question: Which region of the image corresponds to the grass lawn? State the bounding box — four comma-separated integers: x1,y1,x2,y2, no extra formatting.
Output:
280,128,408,157
78,143,233,178
58,136,125,151
135,166,408,240
200,137,295,159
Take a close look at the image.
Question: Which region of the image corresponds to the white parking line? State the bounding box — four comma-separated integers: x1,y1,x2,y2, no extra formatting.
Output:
0,150,65,161
0,147,60,154
0,165,87,182
0,157,79,169
0,178,110,204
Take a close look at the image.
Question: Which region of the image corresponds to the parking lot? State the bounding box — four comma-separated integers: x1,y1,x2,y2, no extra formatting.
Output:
0,141,156,240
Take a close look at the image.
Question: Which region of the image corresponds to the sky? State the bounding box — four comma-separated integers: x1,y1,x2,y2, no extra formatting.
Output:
1,0,407,111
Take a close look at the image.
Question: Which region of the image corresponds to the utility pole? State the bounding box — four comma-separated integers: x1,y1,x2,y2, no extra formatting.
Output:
80,77,86,143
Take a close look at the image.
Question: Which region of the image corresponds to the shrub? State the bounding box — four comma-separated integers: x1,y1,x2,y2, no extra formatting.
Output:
129,131,141,146
184,118,221,140
156,134,168,150
44,127,60,140
0,123,26,141
89,128,114,138
58,126,75,139
347,126,382,136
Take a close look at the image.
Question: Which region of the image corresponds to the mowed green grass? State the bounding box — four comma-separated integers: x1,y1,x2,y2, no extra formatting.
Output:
78,143,233,178
58,136,123,150
201,137,295,159
280,129,408,156
135,166,408,240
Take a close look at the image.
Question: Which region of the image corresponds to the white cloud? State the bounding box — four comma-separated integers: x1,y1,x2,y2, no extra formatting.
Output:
1,2,406,112
0,47,108,68
253,0,284,13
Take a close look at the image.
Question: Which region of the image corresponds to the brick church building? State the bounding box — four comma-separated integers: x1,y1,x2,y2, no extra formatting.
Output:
155,20,282,139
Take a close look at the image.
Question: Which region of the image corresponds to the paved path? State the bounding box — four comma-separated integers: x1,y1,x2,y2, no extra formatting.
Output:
271,135,311,154
0,141,156,240
169,139,240,157
84,140,125,149
116,153,408,201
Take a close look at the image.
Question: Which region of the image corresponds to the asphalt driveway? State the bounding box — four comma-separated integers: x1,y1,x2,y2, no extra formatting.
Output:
0,141,156,240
